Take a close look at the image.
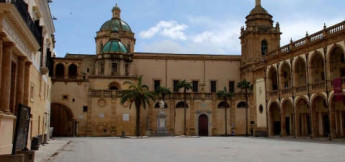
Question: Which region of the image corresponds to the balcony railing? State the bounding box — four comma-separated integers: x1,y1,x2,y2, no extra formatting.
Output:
0,0,42,44
295,86,307,93
268,90,278,97
266,21,345,58
311,81,325,90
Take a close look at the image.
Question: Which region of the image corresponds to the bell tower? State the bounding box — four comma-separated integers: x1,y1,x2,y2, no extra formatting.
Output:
240,0,281,64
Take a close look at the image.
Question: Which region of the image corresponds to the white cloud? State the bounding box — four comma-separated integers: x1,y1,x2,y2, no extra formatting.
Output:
139,20,188,40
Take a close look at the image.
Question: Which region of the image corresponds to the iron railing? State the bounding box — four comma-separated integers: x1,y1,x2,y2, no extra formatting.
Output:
0,0,42,44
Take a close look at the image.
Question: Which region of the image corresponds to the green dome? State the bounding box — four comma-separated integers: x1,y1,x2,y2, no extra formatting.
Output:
100,18,132,32
101,40,127,54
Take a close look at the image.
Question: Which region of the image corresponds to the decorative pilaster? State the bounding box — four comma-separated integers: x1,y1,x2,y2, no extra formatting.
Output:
1,42,14,114
23,62,31,105
16,57,26,107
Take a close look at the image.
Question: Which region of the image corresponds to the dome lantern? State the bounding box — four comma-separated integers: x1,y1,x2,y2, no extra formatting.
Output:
112,3,121,19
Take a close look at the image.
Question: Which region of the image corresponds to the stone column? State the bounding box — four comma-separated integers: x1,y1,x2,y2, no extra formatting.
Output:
0,39,3,113
23,62,31,105
1,42,14,113
16,57,26,106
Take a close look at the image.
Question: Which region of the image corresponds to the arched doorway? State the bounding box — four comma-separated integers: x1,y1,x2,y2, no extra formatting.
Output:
198,114,208,136
282,100,294,136
269,102,281,136
331,96,345,138
296,98,310,137
311,96,329,137
51,103,75,136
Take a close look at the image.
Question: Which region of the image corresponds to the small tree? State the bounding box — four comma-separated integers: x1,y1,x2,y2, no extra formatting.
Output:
120,76,156,136
176,80,193,135
155,86,171,101
217,87,234,136
237,79,252,136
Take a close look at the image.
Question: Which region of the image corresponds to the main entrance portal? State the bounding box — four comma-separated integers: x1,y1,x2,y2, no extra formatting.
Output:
51,103,75,136
198,115,208,136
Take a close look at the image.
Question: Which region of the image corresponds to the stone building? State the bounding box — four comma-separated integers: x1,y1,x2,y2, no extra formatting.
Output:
51,1,345,138
0,0,55,155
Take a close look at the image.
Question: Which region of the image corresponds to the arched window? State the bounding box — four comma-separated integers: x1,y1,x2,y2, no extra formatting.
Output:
237,101,247,108
261,40,268,55
55,63,65,78
68,64,78,79
176,101,188,108
154,102,168,109
217,101,229,109
109,82,120,90
259,105,264,113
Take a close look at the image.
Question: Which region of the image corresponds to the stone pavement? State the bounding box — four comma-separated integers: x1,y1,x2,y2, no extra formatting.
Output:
51,137,345,162
35,138,71,162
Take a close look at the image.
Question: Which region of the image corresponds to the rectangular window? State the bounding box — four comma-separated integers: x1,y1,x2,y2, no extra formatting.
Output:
210,81,217,93
30,83,34,102
154,80,161,92
192,81,198,92
99,62,105,75
173,80,179,92
341,69,345,77
229,81,235,93
83,106,88,112
112,63,118,75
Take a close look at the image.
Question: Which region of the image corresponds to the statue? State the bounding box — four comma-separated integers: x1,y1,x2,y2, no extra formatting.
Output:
155,99,169,136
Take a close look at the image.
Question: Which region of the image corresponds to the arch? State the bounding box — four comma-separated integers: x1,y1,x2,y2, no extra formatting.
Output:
176,101,188,108
294,57,307,87
261,39,268,55
55,63,65,78
280,61,291,89
109,82,121,90
295,97,310,137
281,99,294,136
237,101,247,108
218,101,230,108
310,51,325,84
329,45,345,80
154,102,168,109
68,64,78,79
269,102,281,136
267,66,278,91
198,114,209,136
311,95,329,137
329,95,345,137
50,103,76,137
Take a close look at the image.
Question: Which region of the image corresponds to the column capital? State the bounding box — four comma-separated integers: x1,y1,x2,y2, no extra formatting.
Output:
3,42,15,48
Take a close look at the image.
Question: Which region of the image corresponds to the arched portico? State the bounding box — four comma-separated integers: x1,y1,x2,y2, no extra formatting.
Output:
269,102,281,136
296,98,310,137
311,95,329,137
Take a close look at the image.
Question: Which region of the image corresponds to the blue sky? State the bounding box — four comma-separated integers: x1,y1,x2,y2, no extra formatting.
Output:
50,0,345,57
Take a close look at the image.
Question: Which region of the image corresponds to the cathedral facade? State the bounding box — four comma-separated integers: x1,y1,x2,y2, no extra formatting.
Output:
51,1,345,138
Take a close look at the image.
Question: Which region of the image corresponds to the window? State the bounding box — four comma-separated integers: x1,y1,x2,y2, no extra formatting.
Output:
68,64,78,78
173,80,179,92
237,101,247,108
109,82,119,90
229,81,235,93
83,106,88,112
112,63,118,75
192,81,198,92
210,81,217,93
99,62,105,75
125,64,129,76
55,63,65,78
341,69,345,77
127,44,131,53
261,40,268,55
259,105,264,114
154,80,161,92
30,84,34,102
87,68,90,73
62,95,68,100
176,101,188,108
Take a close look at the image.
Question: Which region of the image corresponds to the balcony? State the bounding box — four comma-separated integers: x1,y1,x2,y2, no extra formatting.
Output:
0,0,42,44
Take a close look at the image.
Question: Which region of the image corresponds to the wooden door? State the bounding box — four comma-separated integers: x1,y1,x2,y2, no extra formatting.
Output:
198,115,208,136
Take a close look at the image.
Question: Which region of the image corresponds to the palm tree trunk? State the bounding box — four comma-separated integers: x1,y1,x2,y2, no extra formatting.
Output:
224,98,228,136
184,89,187,136
135,102,141,137
245,88,248,136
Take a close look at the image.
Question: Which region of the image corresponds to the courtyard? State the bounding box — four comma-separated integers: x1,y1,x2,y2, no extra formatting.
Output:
49,137,345,162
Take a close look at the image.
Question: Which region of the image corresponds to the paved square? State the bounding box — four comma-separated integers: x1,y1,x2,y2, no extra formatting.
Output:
52,137,345,162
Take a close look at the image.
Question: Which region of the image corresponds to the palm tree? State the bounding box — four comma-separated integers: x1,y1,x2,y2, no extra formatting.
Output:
120,76,156,136
217,87,234,136
155,86,171,101
176,80,193,135
237,79,252,136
